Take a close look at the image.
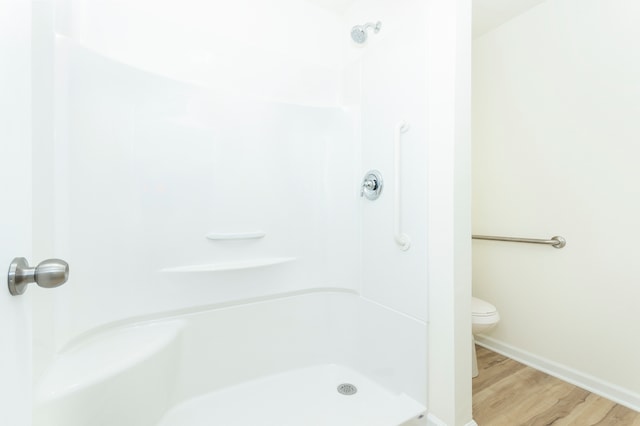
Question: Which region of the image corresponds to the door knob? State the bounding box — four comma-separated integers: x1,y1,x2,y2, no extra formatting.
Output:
7,257,69,296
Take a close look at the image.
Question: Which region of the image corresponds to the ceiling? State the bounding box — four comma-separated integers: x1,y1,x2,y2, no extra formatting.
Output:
306,0,547,38
473,0,547,37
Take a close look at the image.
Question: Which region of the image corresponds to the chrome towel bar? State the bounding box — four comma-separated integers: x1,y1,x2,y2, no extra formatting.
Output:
472,235,566,249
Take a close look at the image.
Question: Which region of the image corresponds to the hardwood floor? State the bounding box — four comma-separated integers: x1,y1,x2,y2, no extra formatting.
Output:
472,345,640,425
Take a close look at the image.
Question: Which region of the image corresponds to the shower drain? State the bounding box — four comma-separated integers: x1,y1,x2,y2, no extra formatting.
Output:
337,383,358,395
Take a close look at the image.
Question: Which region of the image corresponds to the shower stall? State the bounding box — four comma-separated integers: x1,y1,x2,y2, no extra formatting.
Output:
0,0,473,425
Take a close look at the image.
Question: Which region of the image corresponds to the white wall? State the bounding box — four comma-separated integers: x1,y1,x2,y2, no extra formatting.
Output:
340,0,434,416
52,38,358,338
0,1,33,424
344,0,474,423
54,0,345,107
427,1,474,425
33,0,361,352
473,0,640,409
46,0,435,371
32,0,473,422
344,0,429,322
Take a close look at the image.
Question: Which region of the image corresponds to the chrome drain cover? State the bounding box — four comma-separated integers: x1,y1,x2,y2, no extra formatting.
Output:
337,383,358,395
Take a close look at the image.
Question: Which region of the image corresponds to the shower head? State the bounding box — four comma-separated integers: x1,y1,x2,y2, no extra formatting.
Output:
350,26,368,44
350,21,382,44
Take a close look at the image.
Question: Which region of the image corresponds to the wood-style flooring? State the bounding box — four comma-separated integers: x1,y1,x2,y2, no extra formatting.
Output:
472,345,640,426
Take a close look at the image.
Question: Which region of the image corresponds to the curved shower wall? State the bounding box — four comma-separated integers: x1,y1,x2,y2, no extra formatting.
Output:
31,0,439,423
51,38,359,342
38,0,364,346
54,0,345,106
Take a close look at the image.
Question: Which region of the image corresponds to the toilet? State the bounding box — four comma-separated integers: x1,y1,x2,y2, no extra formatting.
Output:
472,297,500,378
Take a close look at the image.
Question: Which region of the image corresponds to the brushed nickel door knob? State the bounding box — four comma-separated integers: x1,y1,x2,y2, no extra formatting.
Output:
8,257,69,296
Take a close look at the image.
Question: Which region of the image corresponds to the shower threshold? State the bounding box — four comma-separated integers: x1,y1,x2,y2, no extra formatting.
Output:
156,364,426,426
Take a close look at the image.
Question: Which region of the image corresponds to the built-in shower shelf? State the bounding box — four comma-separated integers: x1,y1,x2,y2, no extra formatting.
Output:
206,232,266,241
160,257,296,273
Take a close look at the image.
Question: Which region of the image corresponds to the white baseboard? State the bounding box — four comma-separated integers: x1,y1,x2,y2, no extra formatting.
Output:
426,413,446,426
425,413,477,426
475,335,640,412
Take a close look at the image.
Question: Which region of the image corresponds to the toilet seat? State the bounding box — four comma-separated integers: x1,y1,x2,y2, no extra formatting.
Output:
472,297,500,328
472,297,497,317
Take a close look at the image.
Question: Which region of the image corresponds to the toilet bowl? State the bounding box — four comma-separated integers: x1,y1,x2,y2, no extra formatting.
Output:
472,297,500,378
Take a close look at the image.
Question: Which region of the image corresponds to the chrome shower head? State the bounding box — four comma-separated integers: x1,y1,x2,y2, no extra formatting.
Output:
350,21,381,44
351,26,367,43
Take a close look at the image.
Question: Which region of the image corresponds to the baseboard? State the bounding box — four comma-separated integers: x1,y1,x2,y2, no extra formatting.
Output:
425,413,477,426
475,335,640,412
426,413,446,426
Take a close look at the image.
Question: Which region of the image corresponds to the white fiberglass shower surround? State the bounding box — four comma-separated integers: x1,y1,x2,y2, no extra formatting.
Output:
6,0,474,425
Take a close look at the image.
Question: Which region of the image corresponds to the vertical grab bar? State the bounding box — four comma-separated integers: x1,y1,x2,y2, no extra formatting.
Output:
394,122,411,251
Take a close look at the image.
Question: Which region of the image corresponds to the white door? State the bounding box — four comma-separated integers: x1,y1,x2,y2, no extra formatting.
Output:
0,1,33,425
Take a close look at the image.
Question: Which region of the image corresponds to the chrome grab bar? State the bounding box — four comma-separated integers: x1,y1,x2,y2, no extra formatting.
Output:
472,235,566,249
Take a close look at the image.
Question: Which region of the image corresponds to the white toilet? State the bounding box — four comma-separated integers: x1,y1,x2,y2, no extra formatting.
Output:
472,297,500,378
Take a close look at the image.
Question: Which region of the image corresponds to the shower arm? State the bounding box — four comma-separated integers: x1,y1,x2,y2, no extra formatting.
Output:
364,21,382,33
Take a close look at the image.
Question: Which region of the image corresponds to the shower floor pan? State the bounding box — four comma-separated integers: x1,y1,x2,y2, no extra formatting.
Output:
156,364,426,426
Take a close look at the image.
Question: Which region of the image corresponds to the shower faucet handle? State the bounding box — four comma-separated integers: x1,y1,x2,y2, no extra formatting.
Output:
7,257,69,296
360,170,383,200
362,179,376,191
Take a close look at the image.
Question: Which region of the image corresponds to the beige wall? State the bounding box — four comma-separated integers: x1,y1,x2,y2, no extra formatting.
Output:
472,0,640,409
